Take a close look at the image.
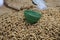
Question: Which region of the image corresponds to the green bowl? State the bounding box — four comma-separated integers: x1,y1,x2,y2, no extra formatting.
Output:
24,10,42,24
